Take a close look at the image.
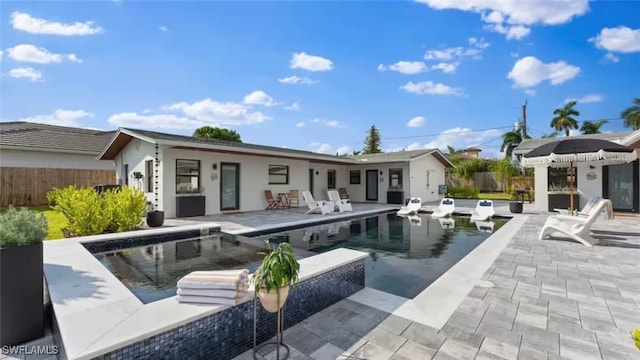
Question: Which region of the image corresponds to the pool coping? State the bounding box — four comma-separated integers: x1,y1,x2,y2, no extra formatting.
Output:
44,222,369,360
347,212,528,330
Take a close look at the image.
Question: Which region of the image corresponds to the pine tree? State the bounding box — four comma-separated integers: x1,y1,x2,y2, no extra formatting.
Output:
362,125,382,154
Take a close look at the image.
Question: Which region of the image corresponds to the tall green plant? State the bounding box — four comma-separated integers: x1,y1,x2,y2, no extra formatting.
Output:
492,158,521,193
253,241,300,293
551,100,580,136
580,120,608,134
621,98,640,131
104,187,147,232
48,186,112,236
0,207,48,247
362,125,382,154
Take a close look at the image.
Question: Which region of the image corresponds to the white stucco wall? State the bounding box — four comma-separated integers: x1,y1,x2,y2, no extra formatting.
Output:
534,165,548,211
308,162,348,201
0,148,115,170
345,162,411,204
575,164,603,205
113,139,162,210
409,154,447,203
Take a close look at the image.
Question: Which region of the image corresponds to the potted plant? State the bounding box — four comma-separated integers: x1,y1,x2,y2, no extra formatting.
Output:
0,207,48,346
146,201,164,228
253,241,300,313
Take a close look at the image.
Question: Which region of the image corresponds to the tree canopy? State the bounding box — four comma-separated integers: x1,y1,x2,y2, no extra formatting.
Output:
621,97,640,131
193,126,242,143
362,125,382,154
551,100,580,136
500,130,523,159
580,120,608,135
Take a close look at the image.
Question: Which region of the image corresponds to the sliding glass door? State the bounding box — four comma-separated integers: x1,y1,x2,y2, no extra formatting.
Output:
603,160,639,213
220,163,240,211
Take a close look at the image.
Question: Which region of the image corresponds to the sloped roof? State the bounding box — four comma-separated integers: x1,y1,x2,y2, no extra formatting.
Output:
351,149,434,162
513,132,632,155
0,121,115,154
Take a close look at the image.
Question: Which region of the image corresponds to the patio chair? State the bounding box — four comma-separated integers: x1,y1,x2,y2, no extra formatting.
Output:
470,200,495,221
554,196,602,216
338,187,350,200
264,190,281,210
539,198,612,246
302,191,333,215
328,190,352,212
397,197,422,216
288,189,299,207
430,198,455,218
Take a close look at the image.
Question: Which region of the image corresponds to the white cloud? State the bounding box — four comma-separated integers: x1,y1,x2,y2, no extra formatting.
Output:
162,98,270,126
377,61,428,74
336,146,352,155
510,52,520,58
285,102,301,111
416,0,589,39
10,11,103,36
507,56,580,88
159,26,169,32
565,94,604,104
468,37,490,49
524,89,537,96
0,50,3,60
431,62,459,74
7,44,82,64
243,90,278,107
604,53,620,63
107,113,203,130
278,75,316,85
407,116,425,128
422,37,489,73
11,109,93,127
290,52,333,72
309,142,334,154
310,118,346,128
590,26,640,53
8,67,43,82
296,121,305,128
400,81,464,96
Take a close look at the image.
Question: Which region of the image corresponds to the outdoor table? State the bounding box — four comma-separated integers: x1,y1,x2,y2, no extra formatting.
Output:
278,193,290,208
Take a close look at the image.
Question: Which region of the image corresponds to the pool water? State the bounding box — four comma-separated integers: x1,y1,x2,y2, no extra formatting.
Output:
249,213,507,299
93,235,267,303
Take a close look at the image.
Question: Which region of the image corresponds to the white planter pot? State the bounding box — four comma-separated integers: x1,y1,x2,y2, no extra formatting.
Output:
258,286,290,313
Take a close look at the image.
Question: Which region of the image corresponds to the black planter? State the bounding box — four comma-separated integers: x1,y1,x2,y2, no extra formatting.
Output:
0,243,44,346
548,193,580,212
176,196,206,217
146,211,165,227
509,202,523,213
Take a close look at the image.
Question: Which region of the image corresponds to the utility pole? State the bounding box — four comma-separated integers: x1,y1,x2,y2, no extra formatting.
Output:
521,100,528,139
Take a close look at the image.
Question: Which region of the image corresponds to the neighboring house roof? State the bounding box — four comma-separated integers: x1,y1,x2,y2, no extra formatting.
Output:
513,131,632,155
99,128,454,167
622,129,640,148
0,121,115,154
350,149,454,168
464,146,482,152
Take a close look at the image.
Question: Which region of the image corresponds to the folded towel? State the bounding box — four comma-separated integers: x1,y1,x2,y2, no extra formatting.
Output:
177,288,246,299
188,269,249,277
179,273,248,284
177,278,249,290
176,295,243,305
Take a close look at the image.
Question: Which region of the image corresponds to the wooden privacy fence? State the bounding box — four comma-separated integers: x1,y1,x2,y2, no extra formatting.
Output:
506,176,535,190
0,167,117,207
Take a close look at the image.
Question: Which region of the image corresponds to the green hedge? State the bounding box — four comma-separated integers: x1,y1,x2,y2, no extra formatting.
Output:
47,186,147,237
446,186,479,199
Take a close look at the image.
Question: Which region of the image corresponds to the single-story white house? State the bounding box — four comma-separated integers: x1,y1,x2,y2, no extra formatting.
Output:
97,128,454,218
514,130,640,213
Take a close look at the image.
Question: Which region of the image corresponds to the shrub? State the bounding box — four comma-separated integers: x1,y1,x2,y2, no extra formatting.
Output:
50,186,112,237
103,187,147,232
446,186,479,199
0,207,48,247
631,328,640,350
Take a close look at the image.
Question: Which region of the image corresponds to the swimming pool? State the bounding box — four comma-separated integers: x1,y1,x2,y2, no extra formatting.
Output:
248,213,507,299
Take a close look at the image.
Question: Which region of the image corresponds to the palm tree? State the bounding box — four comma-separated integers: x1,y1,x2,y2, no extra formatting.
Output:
500,130,522,158
541,131,559,138
551,100,580,136
580,119,608,134
621,97,640,131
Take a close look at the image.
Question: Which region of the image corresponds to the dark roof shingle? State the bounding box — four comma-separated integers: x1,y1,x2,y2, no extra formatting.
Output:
0,122,115,153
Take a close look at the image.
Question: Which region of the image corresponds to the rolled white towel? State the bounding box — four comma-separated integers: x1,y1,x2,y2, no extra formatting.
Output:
177,288,245,299
176,295,243,305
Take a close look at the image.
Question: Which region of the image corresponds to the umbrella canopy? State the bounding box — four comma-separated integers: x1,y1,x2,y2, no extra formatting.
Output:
522,138,637,168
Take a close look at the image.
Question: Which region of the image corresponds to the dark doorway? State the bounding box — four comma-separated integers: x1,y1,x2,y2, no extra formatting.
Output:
366,170,379,201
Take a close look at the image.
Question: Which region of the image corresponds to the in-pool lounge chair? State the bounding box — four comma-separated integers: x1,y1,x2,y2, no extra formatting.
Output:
539,198,612,246
438,217,455,230
397,197,422,216
407,214,422,226
475,220,495,233
302,191,333,215
470,200,495,221
328,190,353,212
431,198,455,218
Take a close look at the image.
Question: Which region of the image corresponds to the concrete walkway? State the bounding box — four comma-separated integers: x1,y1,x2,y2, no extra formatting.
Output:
237,213,640,360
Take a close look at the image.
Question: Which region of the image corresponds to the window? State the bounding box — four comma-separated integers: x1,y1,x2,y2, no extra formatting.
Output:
327,170,336,189
176,159,200,194
389,168,403,190
145,160,154,193
548,167,576,191
350,170,361,184
123,164,129,186
268,165,289,185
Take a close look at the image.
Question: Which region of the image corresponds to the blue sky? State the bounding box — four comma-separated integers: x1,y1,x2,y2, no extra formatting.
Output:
1,0,639,157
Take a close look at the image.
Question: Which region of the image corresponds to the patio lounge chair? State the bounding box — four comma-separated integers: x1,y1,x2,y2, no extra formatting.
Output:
302,191,333,215
338,187,350,199
264,190,281,210
554,196,602,216
431,198,455,218
397,197,422,216
539,198,612,247
289,189,300,207
470,200,495,221
328,190,352,212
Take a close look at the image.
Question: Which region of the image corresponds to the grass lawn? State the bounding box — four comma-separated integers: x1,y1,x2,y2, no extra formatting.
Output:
478,192,514,201
1,206,68,240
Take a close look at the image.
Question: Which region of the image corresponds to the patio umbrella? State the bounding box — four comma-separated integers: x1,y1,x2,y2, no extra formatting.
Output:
522,138,637,214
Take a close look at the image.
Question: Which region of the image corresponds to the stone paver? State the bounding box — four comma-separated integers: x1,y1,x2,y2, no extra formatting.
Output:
239,212,640,360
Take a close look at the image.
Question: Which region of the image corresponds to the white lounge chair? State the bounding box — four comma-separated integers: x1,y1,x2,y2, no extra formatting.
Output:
328,190,353,212
539,198,612,246
438,217,455,229
554,196,602,216
302,191,333,215
470,200,495,221
397,197,422,216
431,198,455,218
406,214,422,226
475,220,495,233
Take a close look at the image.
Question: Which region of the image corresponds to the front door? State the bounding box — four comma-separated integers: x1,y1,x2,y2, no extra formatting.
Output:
220,162,240,211
366,170,378,201
309,169,314,196
603,160,639,213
